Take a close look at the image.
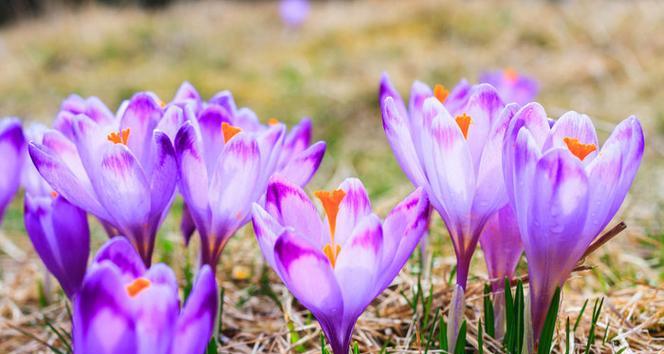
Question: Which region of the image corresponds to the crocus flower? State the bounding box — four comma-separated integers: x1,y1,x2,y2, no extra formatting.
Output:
279,0,310,28
172,83,325,263
24,193,89,299
380,73,519,290
29,92,177,266
0,117,25,224
503,103,644,339
74,237,218,354
252,177,429,354
479,69,539,106
478,204,522,337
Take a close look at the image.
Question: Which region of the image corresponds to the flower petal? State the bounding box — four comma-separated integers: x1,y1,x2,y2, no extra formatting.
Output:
173,81,201,104
0,118,25,220
265,176,324,248
381,96,427,187
545,111,599,162
252,203,285,268
120,93,164,167
479,204,522,286
73,264,137,354
92,238,146,281
379,73,408,121
335,178,373,246
274,231,343,320
197,105,233,173
174,122,210,233
156,105,186,143
172,265,218,354
379,187,429,290
134,264,179,354
278,141,326,187
583,142,623,238
334,214,383,319
146,131,177,224
458,84,505,169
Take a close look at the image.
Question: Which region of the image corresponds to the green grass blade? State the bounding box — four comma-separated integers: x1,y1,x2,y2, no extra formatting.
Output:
454,321,467,354
514,280,525,354
537,287,561,354
424,308,440,354
483,283,495,338
503,277,515,350
439,315,448,351
573,299,589,332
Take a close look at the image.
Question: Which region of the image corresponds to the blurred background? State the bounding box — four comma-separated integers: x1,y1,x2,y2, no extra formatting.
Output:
0,0,662,352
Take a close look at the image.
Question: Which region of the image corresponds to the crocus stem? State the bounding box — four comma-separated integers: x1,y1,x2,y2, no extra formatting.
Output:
447,284,465,351
493,291,505,340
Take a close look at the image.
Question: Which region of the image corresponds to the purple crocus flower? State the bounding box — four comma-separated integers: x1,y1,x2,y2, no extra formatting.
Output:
0,117,25,224
74,237,218,354
252,177,429,354
380,73,518,290
24,193,89,299
503,103,644,339
279,0,310,28
479,69,539,106
29,92,177,266
172,83,326,264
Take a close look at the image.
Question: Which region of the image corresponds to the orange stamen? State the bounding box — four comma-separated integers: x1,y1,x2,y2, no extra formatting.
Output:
503,68,519,83
434,84,449,104
50,191,58,199
455,113,472,139
107,128,131,145
221,122,242,143
126,277,151,297
268,118,279,126
563,137,597,161
314,189,346,267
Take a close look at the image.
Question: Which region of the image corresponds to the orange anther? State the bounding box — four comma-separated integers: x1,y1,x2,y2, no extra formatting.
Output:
315,189,346,268
323,243,342,268
503,68,519,83
563,137,597,161
50,191,58,199
107,128,131,145
268,118,279,126
455,113,472,139
126,277,151,297
221,122,242,143
434,84,449,104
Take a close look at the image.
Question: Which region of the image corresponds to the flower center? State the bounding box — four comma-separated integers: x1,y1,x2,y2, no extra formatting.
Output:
221,122,242,143
50,191,58,199
563,137,597,161
503,68,519,84
455,113,472,139
126,277,151,297
107,128,131,145
434,84,449,104
268,117,280,126
314,189,346,268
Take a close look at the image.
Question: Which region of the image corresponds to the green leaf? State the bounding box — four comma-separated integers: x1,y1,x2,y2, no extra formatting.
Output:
439,315,448,351
454,321,467,354
537,287,562,354
206,337,218,354
514,280,525,354
483,283,495,338
352,342,360,354
321,333,329,354
424,308,440,354
584,297,604,354
573,299,589,332
503,277,515,350
288,320,306,352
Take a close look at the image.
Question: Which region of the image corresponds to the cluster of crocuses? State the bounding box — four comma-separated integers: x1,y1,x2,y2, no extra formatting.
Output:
0,68,643,354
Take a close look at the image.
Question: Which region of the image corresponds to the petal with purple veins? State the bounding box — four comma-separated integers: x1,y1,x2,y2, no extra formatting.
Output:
278,141,326,187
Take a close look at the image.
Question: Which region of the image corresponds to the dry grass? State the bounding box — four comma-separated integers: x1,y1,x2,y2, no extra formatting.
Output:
0,0,663,353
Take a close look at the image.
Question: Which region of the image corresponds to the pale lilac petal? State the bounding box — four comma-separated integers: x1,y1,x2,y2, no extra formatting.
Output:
274,231,344,320
208,90,237,116
173,81,201,104
146,131,177,223
208,133,261,248
73,264,137,354
265,176,324,248
379,73,408,121
278,141,326,187
457,84,504,169
282,117,312,161
479,204,522,288
406,81,433,153
583,142,623,238
280,0,310,28
444,79,472,115
0,118,25,221
172,265,218,354
257,124,286,188
418,97,474,245
379,188,429,291
335,178,372,246
545,111,599,162
134,264,179,354
92,237,146,282
334,214,383,319
252,203,285,268
174,122,211,234
526,148,590,338
156,105,186,143
381,96,426,187
233,108,261,131
120,93,163,167
197,105,233,174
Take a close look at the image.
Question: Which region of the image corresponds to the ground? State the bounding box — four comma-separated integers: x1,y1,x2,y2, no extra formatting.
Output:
0,0,662,353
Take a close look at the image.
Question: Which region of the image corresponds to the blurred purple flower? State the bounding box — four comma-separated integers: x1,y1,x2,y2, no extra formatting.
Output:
252,177,429,354
29,92,177,266
503,103,644,339
24,193,89,299
170,82,326,254
379,73,518,290
479,69,539,106
73,237,218,354
0,117,25,224
280,0,310,28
